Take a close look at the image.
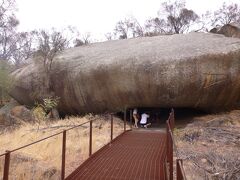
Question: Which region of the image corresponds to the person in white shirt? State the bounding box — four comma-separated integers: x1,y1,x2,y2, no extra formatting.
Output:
140,112,151,128
133,108,139,128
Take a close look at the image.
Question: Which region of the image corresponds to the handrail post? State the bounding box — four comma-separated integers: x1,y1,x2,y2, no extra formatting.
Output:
166,121,170,179
124,108,127,131
177,159,183,180
130,109,133,130
169,132,173,180
166,121,173,180
171,108,175,130
169,112,172,130
166,121,169,154
3,150,10,180
89,120,92,156
111,114,113,141
61,130,66,180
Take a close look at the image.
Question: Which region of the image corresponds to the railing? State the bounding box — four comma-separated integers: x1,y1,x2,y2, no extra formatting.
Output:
165,109,187,180
0,113,128,180
0,108,186,180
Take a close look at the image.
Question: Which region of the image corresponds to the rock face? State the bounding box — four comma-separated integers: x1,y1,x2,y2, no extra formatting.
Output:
0,100,34,125
10,105,33,122
0,100,19,125
210,23,240,38
10,32,240,114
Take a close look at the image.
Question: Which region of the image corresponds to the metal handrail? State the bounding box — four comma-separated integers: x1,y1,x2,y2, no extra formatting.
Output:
0,119,98,157
177,159,187,180
167,120,179,157
1,113,126,180
165,109,187,180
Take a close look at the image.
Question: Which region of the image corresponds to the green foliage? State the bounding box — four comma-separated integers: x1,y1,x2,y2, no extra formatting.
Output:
33,96,60,120
43,96,60,112
32,105,46,121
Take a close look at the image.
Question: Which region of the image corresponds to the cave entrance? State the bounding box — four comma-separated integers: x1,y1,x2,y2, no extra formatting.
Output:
117,107,207,129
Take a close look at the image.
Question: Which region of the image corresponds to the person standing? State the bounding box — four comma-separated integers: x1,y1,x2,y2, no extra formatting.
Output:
133,108,139,128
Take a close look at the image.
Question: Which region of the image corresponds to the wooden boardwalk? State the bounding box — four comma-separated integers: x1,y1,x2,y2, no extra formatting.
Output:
66,130,166,180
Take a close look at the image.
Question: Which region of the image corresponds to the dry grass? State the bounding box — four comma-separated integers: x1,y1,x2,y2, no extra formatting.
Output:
0,114,129,179
174,110,240,180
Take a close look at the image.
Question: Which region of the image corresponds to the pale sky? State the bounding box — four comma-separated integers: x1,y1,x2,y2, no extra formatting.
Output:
16,0,239,40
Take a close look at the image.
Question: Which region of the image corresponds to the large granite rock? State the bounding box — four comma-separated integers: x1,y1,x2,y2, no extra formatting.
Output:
10,32,240,114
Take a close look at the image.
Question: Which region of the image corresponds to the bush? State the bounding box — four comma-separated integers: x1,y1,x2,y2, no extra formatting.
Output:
43,96,60,113
33,96,60,121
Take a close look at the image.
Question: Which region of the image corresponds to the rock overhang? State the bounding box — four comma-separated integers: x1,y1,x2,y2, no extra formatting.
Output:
9,32,240,114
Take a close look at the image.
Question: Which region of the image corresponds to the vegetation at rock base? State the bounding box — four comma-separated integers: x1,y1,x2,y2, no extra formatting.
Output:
32,96,60,121
42,96,60,113
32,105,47,121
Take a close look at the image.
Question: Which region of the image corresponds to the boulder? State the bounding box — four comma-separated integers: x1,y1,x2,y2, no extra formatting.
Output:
0,100,19,125
210,23,240,38
9,32,240,114
10,105,33,122
0,100,37,125
46,108,60,120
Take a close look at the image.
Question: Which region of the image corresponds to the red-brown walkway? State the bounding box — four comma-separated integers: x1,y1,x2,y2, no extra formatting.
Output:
66,130,166,180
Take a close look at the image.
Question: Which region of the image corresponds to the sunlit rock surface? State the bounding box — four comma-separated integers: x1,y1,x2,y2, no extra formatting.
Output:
10,32,240,114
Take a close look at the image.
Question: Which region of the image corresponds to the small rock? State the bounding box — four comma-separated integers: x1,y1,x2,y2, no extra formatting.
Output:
47,108,60,120
201,158,207,163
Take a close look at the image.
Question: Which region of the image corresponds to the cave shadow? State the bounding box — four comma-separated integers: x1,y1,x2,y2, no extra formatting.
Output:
116,107,208,130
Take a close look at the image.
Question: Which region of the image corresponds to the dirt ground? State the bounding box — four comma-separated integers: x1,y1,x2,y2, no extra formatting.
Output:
174,110,240,180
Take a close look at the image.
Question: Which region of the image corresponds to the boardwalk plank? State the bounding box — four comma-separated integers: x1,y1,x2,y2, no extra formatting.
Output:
66,130,166,180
